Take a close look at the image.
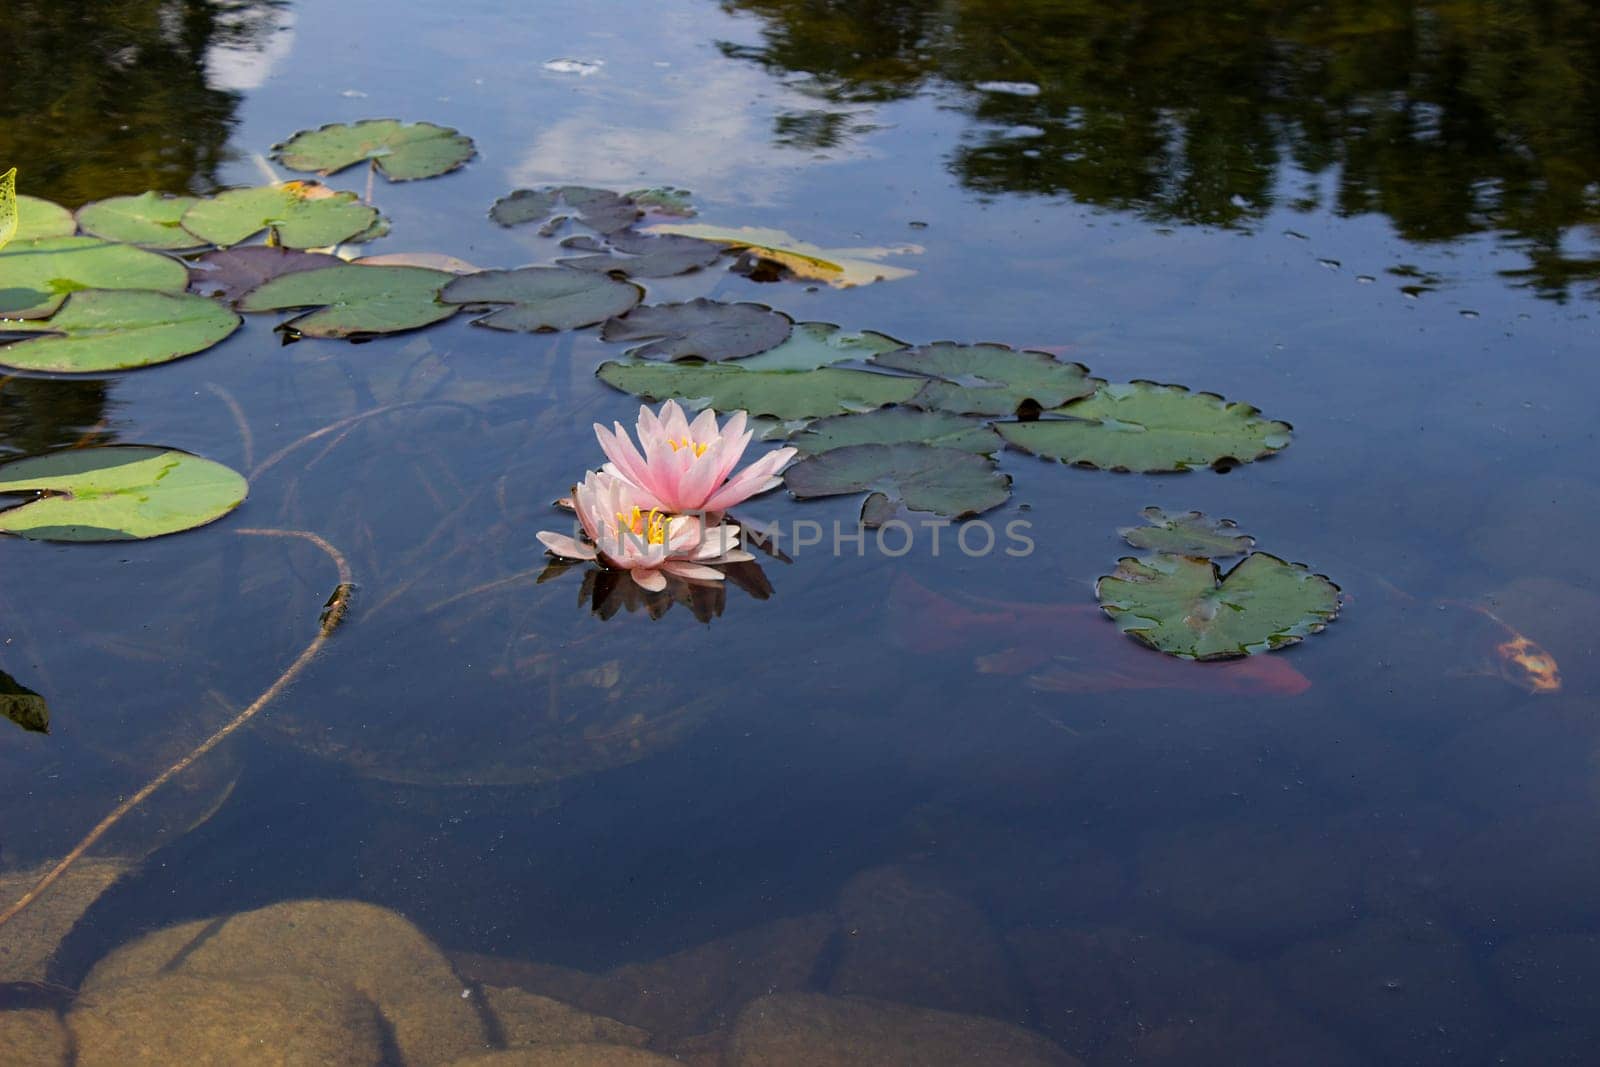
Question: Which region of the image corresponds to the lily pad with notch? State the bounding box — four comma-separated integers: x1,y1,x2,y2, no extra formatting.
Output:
1096,551,1340,660
1,669,49,733
0,236,189,319
790,407,1001,454
0,445,249,541
188,246,345,303
997,381,1293,472
273,119,476,181
180,183,381,249
441,267,641,331
13,194,78,243
76,192,205,250
489,186,640,235
597,361,922,420
783,442,1011,524
737,321,907,371
238,264,458,338
1120,507,1255,558
871,341,1099,417
557,230,725,278
0,290,242,373
601,298,792,362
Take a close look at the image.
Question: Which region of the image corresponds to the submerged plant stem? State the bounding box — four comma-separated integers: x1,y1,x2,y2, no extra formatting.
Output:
0,528,352,933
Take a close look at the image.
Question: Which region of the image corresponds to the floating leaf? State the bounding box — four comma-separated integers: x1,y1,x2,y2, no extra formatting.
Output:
627,186,697,218
790,408,1001,454
1096,552,1340,660
0,290,241,373
12,194,77,242
645,223,922,287
601,298,792,362
0,237,188,319
1120,507,1255,558
871,342,1098,416
441,267,640,331
1,670,49,733
238,264,457,338
188,245,345,303
490,186,639,235
0,446,249,542
352,252,481,273
738,322,907,371
784,443,1011,522
558,230,724,278
180,183,380,249
273,119,476,181
76,192,204,250
0,168,15,252
597,361,921,420
997,382,1293,472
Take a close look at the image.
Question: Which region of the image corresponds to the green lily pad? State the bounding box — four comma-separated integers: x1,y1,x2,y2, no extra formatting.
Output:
783,443,1011,523
997,382,1293,472
601,298,793,362
790,407,1001,454
489,186,640,235
1,670,49,733
0,446,249,542
1120,507,1255,558
188,246,345,303
0,169,15,251
0,236,189,318
738,321,907,371
0,290,241,373
238,263,458,338
597,361,922,420
13,194,78,242
76,192,205,250
273,119,477,181
557,230,725,278
1096,552,1340,660
180,183,381,249
627,186,697,218
441,267,641,331
871,342,1099,416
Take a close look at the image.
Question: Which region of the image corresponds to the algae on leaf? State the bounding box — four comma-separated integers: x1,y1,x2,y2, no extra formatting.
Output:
997,381,1292,472
784,443,1011,523
441,267,641,331
238,264,458,338
0,290,241,373
601,298,793,362
0,446,248,541
0,237,189,318
180,183,380,250
1096,552,1339,659
1120,507,1255,558
273,119,476,181
597,361,922,420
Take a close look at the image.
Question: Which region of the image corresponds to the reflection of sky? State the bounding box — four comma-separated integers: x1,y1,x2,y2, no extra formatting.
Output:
205,5,298,91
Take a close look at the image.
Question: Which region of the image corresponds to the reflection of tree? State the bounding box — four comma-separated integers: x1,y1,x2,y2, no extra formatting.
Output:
719,0,1600,298
0,0,287,206
0,378,115,458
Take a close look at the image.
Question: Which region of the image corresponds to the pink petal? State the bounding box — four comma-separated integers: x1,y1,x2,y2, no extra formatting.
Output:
631,567,667,592
702,449,791,511
596,423,653,491
659,400,691,441
661,560,726,582
688,406,720,442
537,531,597,560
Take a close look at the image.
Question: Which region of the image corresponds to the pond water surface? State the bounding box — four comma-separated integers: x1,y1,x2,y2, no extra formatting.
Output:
3,1,1599,1064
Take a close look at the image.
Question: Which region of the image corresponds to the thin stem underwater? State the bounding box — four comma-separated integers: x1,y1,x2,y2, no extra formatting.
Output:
0,529,353,933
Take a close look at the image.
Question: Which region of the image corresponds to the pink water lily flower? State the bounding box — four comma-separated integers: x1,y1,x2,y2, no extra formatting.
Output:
595,400,796,514
537,470,753,592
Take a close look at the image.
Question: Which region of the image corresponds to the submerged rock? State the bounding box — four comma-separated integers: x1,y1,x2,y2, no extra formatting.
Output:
827,864,1025,1019
69,972,384,1067
727,993,1080,1066
0,1009,70,1066
447,1048,682,1066
481,985,647,1049
81,899,486,1065
0,858,130,983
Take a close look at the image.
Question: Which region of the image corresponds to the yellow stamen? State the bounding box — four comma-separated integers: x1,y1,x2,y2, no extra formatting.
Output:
667,436,709,457
616,506,670,545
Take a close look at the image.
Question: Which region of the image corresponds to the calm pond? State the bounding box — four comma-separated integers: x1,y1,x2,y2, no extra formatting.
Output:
2,1,1599,1063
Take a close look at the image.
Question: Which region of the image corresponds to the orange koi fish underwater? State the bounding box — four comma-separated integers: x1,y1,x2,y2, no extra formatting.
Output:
887,576,1312,697
1441,600,1562,695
